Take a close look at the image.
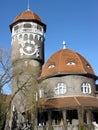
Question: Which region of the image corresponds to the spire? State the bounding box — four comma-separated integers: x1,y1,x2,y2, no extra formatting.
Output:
27,0,30,10
62,40,66,49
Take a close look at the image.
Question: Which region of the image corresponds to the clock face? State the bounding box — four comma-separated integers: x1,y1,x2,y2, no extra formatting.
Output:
22,41,37,56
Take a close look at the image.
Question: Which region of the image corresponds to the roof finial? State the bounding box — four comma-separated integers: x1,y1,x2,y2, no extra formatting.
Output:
27,0,30,10
62,40,66,49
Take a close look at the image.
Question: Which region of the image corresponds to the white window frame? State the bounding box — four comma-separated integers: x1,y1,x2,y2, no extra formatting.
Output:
81,82,91,94
55,82,67,95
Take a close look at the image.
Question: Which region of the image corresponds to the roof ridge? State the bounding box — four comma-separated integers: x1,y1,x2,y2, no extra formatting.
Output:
58,50,63,72
75,52,86,73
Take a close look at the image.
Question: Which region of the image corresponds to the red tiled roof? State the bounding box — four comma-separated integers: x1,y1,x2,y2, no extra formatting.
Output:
14,9,42,22
41,49,95,78
10,9,46,32
44,96,98,109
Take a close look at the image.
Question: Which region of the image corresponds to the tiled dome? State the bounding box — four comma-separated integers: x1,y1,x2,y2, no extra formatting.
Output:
41,49,95,78
14,9,42,22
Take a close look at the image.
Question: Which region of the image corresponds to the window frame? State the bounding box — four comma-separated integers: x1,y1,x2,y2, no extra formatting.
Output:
81,82,91,94
24,23,32,28
55,82,67,95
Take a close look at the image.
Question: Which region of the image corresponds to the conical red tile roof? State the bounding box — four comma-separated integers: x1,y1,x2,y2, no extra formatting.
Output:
14,9,42,22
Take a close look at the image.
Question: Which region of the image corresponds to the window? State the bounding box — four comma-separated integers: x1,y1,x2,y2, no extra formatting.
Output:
24,23,31,28
29,34,33,41
85,64,90,68
81,82,91,94
24,34,28,40
14,25,19,31
19,34,22,39
35,35,38,40
37,25,42,31
55,83,67,95
48,64,55,69
67,62,76,65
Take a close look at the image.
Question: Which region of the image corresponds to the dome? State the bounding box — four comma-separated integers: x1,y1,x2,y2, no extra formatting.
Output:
41,49,95,78
14,9,42,22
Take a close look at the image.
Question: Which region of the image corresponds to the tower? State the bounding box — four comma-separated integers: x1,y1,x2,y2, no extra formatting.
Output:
9,8,46,128
10,9,46,66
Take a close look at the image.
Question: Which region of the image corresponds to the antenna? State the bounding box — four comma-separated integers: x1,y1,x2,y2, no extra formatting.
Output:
27,0,30,10
62,40,66,49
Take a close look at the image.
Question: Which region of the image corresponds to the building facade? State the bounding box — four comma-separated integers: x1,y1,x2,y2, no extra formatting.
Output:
5,7,98,130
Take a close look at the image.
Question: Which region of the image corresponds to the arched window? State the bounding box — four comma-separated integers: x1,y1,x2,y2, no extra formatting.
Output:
35,35,38,40
19,34,22,39
81,82,91,94
24,34,28,40
29,34,33,41
54,83,67,95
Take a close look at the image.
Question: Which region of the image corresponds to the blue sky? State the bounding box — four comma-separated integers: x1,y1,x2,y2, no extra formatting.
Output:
0,0,98,87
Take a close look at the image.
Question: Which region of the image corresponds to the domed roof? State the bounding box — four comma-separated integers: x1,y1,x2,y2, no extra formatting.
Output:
14,9,42,22
41,49,95,78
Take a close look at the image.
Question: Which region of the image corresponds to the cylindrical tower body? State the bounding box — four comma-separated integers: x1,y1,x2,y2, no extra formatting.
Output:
9,9,46,127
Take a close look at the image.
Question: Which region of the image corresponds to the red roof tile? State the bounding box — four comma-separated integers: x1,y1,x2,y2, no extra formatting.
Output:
44,96,98,109
41,49,95,78
14,9,42,22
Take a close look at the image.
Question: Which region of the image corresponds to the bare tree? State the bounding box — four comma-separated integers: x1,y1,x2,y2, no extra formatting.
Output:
8,58,44,130
0,47,12,130
0,47,46,130
0,48,12,93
